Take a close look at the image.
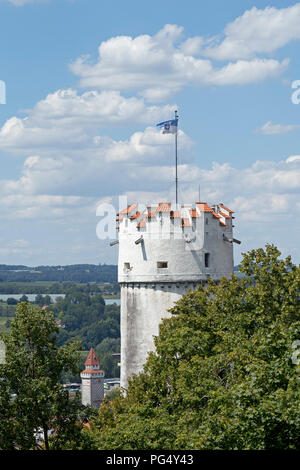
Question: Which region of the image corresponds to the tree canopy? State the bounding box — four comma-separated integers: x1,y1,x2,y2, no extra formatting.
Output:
91,245,300,450
0,303,94,450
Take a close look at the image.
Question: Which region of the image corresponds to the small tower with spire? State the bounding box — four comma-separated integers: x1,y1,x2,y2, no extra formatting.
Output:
80,348,105,408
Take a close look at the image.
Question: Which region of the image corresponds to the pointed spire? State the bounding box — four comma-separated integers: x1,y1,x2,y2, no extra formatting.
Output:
85,348,99,367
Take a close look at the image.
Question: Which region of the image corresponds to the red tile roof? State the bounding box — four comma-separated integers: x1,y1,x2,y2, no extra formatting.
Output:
196,202,213,213
170,210,181,218
219,211,231,219
220,203,234,213
82,369,104,374
181,218,192,227
156,202,171,213
115,202,233,229
129,211,141,220
85,348,99,367
120,203,138,215
147,209,156,218
189,209,201,218
137,219,146,229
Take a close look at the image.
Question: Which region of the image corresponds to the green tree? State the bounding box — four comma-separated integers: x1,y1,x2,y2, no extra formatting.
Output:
95,337,120,378
0,303,92,450
91,245,300,450
34,293,45,306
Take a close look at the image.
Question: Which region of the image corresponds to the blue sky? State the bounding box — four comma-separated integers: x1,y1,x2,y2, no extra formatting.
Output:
0,0,299,266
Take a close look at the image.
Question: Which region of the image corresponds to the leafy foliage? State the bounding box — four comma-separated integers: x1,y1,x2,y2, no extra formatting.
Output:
92,245,300,450
51,293,120,351
0,288,120,378
0,303,95,450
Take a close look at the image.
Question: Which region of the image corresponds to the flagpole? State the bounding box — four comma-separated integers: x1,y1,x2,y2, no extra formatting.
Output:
175,110,178,207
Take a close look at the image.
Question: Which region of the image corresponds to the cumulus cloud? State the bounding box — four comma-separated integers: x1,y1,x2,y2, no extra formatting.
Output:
286,155,300,163
0,127,193,200
256,121,300,135
0,89,176,153
0,84,299,263
70,24,288,101
1,122,299,262
204,4,300,60
1,6,300,263
123,156,300,263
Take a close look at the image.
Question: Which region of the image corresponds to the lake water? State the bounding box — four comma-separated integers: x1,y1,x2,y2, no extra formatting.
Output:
0,294,65,302
105,298,120,306
0,294,120,306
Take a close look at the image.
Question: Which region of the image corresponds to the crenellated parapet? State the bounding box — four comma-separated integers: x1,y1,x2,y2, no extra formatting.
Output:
116,201,234,233
117,201,235,284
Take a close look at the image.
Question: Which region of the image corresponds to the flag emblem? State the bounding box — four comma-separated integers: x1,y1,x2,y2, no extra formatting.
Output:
156,119,178,134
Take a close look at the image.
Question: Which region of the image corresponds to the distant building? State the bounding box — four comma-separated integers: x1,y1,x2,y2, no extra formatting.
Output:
104,378,120,393
80,348,105,408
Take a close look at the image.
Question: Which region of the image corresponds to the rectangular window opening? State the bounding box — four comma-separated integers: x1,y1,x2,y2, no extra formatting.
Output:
205,253,210,268
124,262,131,270
157,261,168,269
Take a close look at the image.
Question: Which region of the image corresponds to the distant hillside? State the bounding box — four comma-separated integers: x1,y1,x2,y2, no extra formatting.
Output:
0,264,240,283
0,264,117,283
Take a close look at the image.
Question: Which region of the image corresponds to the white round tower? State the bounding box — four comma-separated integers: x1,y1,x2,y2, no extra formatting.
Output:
117,201,238,389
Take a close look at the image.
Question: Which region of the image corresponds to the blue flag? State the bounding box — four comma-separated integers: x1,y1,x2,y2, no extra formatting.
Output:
156,119,178,134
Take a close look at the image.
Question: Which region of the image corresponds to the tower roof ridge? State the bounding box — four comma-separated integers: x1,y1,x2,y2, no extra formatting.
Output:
156,202,171,213
85,347,99,367
195,202,213,213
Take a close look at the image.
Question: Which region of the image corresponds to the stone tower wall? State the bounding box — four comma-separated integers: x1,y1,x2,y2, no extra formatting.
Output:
81,372,104,407
117,202,236,388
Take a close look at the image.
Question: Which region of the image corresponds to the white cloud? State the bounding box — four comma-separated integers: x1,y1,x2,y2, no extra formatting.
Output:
286,155,300,163
1,131,299,263
1,8,300,264
256,121,300,135
122,156,300,264
0,89,176,153
204,4,300,60
208,58,288,86
0,127,193,200
0,85,298,232
70,24,287,102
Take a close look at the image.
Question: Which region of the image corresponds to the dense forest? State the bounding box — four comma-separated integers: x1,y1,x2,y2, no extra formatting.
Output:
0,289,120,379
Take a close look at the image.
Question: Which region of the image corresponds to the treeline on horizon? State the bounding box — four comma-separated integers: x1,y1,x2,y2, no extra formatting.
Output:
0,264,118,283
0,263,240,283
